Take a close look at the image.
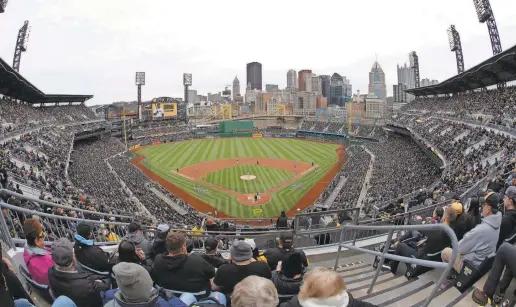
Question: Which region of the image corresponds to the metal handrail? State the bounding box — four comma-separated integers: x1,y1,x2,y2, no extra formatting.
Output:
0,189,133,219
334,223,458,307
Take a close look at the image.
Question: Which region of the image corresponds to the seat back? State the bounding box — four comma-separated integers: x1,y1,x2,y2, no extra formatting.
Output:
18,265,54,303
405,251,442,279
455,256,495,292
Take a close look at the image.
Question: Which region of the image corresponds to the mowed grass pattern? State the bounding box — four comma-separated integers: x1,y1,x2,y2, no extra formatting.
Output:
203,164,293,193
136,138,340,218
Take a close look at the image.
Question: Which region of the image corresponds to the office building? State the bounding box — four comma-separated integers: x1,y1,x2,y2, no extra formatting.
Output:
298,69,312,91
320,75,331,98
396,63,415,103
187,89,199,104
287,69,297,89
368,61,386,99
329,73,352,107
256,92,272,113
294,91,316,116
232,76,240,100
421,78,439,87
266,84,279,92
246,62,262,90
365,96,385,119
305,74,322,95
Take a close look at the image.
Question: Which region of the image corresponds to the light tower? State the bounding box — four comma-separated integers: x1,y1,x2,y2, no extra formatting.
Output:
409,51,420,88
183,73,192,104
13,21,31,72
135,72,145,120
0,0,8,13
473,0,502,55
447,25,465,74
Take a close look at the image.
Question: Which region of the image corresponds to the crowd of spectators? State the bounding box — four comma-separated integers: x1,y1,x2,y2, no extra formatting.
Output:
393,115,516,190
363,134,441,208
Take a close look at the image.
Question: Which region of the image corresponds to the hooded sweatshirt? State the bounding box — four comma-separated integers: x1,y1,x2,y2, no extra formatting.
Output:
458,212,502,267
103,290,186,307
122,233,152,257
498,209,516,247
151,254,215,293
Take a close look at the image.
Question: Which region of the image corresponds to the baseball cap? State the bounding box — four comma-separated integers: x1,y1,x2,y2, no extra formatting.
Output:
230,240,252,262
505,186,516,200
204,237,218,251
156,223,170,234
450,202,463,215
480,191,499,212
280,232,294,248
51,238,74,266
244,238,256,250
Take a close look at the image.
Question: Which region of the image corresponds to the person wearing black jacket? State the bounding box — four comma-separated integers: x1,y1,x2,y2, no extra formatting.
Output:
277,211,288,229
389,207,457,274
48,238,110,307
149,223,170,261
152,231,215,293
0,244,34,307
271,252,305,295
198,238,228,269
449,202,468,241
498,186,516,248
74,223,113,273
263,232,308,271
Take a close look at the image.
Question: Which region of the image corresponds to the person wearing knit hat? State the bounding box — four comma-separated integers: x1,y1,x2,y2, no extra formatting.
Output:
271,252,305,295
212,240,272,294
104,262,187,307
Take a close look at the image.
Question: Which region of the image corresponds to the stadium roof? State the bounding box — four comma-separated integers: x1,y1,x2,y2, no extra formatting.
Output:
0,57,93,104
406,43,516,96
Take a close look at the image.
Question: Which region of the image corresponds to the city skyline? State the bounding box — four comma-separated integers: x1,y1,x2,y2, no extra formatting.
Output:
1,0,516,105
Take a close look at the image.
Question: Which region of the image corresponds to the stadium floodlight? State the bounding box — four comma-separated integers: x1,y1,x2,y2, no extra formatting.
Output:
447,25,457,52
135,72,145,86
12,21,30,72
473,0,491,23
0,0,7,13
183,73,192,86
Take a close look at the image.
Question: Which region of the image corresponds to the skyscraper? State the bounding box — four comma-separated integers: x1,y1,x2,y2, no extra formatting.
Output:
287,69,297,89
368,61,387,99
246,62,262,90
298,69,312,91
305,74,322,96
329,73,352,107
266,84,279,92
232,76,240,100
320,75,331,98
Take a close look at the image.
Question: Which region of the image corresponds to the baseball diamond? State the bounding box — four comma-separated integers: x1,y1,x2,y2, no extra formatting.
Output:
132,138,345,218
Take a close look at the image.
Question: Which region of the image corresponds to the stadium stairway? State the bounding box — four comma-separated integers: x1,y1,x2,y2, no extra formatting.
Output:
314,254,505,307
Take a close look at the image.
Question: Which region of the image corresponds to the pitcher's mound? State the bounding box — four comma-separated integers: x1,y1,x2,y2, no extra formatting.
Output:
240,175,256,181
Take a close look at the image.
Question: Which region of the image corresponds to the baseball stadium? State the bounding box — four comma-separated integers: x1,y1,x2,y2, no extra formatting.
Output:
3,1,516,307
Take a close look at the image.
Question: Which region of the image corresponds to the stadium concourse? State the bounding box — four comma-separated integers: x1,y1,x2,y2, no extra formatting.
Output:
1,48,516,307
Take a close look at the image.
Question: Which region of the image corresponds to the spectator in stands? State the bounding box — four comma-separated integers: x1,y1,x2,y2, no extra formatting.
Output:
276,211,288,229
1,243,35,307
271,252,305,295
122,222,152,258
472,242,516,305
449,201,468,241
498,186,516,248
199,237,228,269
441,192,502,275
149,223,169,261
22,218,54,285
74,223,113,273
152,231,215,294
465,198,481,232
191,223,205,235
231,276,278,307
48,238,110,307
112,240,151,273
280,267,377,307
263,233,308,271
389,207,457,274
212,240,271,295
104,262,188,307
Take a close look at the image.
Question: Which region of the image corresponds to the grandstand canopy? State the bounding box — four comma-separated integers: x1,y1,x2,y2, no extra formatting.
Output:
406,43,516,96
0,57,93,104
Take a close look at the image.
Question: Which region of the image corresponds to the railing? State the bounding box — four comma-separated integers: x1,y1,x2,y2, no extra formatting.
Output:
334,223,458,307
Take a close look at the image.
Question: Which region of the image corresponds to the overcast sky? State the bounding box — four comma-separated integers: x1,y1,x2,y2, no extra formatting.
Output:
1,0,516,106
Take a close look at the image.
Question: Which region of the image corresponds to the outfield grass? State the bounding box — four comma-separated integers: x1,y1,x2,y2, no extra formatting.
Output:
203,164,293,193
136,138,340,218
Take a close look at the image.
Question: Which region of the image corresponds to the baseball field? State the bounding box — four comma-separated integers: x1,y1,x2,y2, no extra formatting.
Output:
132,138,344,218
